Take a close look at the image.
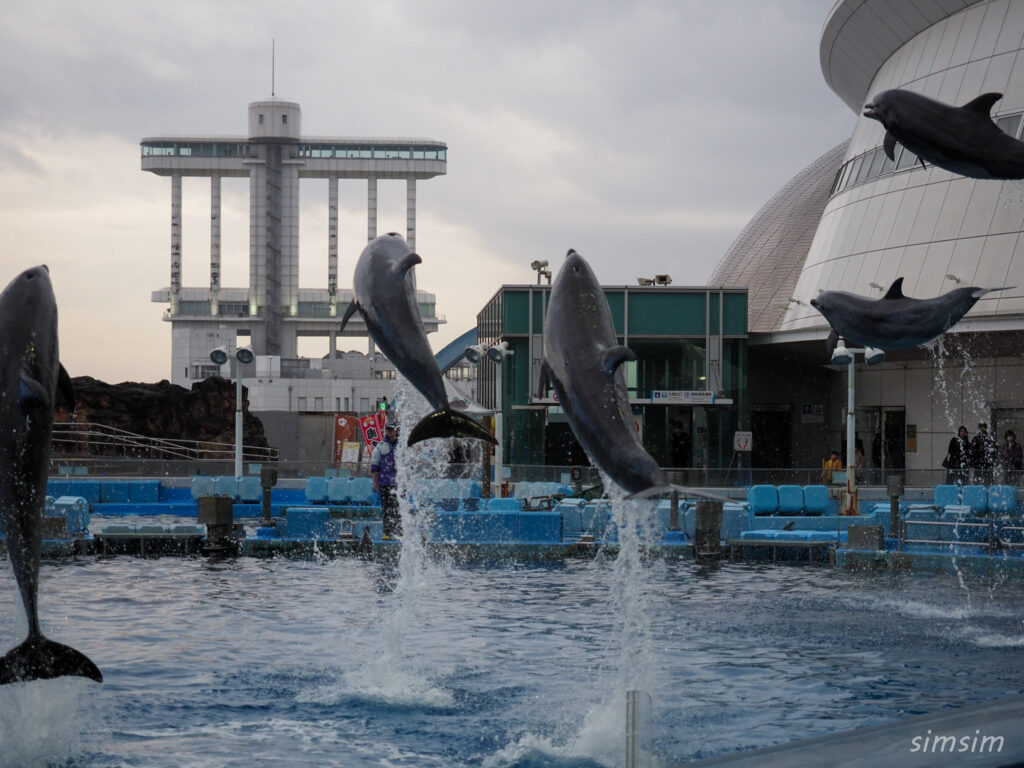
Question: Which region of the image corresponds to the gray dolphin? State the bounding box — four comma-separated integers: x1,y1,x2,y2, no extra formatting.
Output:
0,266,101,685
810,277,1012,351
541,250,723,501
863,89,1024,180
339,233,495,446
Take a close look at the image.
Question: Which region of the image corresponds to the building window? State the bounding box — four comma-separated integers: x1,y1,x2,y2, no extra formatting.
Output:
282,114,288,125
297,397,307,411
314,397,323,411
344,397,350,411
258,114,264,124
360,398,369,412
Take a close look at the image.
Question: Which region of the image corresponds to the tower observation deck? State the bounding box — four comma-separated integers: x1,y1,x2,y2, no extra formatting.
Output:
142,97,447,386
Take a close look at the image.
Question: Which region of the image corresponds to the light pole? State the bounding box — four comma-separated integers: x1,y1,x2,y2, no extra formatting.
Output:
830,338,884,514
465,341,514,495
210,345,255,478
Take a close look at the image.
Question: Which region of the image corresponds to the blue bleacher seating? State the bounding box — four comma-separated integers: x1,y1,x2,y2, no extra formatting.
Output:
327,477,351,504
802,485,829,515
988,485,1017,514
748,485,779,515
305,477,329,504
348,477,374,504
237,476,262,503
960,485,988,513
934,484,961,508
777,485,803,514
191,476,215,499
214,476,239,499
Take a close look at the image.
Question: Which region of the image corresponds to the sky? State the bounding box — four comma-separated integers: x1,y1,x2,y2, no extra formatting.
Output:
0,0,854,384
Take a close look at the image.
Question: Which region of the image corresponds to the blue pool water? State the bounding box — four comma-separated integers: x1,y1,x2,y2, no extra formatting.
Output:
2,555,1023,768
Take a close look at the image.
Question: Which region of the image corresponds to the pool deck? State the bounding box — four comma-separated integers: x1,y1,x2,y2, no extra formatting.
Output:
680,692,1024,767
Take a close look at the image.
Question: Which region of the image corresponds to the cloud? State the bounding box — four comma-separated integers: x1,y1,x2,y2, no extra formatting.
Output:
0,0,853,382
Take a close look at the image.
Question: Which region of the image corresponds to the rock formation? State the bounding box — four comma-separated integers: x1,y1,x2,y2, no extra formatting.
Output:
53,376,269,457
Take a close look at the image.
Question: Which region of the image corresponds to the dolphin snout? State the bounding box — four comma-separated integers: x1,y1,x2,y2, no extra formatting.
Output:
810,298,820,309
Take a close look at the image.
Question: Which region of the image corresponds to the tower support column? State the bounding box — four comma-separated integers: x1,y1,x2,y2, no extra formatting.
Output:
367,177,377,241
211,175,221,316
170,173,182,315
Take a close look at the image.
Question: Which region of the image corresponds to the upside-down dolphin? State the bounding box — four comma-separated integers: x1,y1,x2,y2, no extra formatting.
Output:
810,278,1013,351
0,266,102,685
339,233,496,446
541,250,724,501
863,89,1024,180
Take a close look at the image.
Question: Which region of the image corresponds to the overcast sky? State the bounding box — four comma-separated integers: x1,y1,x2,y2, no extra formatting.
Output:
0,0,854,384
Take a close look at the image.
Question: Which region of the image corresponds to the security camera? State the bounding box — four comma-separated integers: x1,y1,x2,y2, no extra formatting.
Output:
530,260,549,271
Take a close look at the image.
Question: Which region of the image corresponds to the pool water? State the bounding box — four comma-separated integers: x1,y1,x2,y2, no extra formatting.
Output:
2,554,1023,768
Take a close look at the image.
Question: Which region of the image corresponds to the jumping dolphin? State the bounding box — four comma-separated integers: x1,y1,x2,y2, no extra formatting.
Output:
810,278,1012,351
0,266,101,685
541,250,723,501
339,233,496,446
863,89,1024,180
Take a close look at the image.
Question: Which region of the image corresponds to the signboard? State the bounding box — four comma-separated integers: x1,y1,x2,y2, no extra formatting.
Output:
357,412,387,451
341,441,361,463
733,430,753,452
652,390,717,404
333,414,359,464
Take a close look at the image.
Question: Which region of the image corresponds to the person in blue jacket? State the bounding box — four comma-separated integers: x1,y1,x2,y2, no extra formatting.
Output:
371,424,401,539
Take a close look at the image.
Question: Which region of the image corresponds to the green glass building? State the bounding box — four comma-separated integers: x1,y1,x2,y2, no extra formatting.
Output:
474,284,749,474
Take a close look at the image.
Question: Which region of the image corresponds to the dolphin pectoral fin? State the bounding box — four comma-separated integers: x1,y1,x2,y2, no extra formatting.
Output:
18,373,49,411
826,329,839,357
883,132,897,161
337,301,360,333
57,364,75,411
625,484,730,503
962,92,1002,116
397,252,423,276
601,345,636,378
537,362,551,399
0,634,103,685
883,278,905,300
407,408,497,446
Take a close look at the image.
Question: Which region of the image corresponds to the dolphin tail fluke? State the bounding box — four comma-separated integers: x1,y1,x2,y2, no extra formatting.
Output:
625,484,730,503
0,634,103,685
407,408,498,446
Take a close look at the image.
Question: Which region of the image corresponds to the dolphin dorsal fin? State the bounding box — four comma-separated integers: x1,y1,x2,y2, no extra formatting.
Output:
882,278,905,300
397,252,422,276
601,345,636,377
961,92,1002,116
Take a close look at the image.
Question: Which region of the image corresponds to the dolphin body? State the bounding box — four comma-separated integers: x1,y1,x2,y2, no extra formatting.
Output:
339,233,496,446
541,250,723,501
863,89,1024,180
0,266,101,685
810,278,1011,351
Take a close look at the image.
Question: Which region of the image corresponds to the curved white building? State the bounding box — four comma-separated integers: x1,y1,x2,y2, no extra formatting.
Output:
718,0,1024,476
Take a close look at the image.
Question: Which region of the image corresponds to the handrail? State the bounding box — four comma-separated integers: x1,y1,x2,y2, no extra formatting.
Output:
51,421,279,462
999,525,1024,549
900,519,999,552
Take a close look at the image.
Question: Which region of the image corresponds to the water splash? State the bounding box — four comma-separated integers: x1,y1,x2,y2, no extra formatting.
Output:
310,374,457,710
0,678,96,768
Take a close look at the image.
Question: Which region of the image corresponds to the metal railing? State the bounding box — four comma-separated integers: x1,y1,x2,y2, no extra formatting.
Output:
899,519,1001,553
51,422,279,463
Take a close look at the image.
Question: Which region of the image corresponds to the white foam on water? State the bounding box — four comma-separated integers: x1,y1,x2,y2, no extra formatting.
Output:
296,662,456,709
0,677,97,768
302,375,458,712
487,481,664,767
